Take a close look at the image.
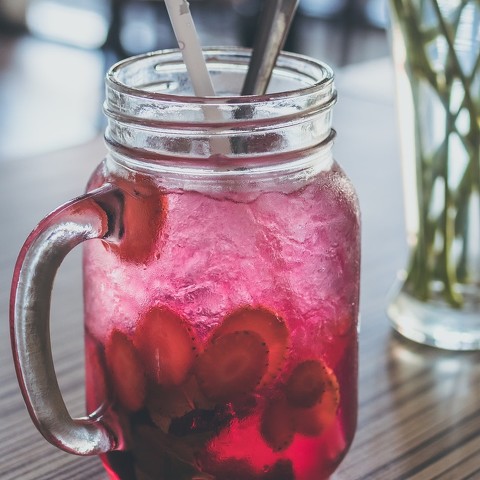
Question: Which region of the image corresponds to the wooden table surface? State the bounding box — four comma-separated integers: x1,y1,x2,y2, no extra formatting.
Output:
1,58,479,480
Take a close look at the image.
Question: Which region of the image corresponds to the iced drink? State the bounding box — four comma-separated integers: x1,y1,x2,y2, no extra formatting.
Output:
84,161,360,480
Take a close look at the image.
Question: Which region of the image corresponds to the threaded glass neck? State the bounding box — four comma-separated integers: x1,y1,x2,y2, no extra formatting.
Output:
103,48,336,175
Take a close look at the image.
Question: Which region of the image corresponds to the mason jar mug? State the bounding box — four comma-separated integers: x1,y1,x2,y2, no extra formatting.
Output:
10,48,360,480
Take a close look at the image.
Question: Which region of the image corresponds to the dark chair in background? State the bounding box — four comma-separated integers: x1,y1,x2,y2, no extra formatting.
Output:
0,0,387,64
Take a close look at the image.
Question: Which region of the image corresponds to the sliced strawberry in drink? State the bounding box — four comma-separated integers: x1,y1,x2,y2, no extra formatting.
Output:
212,306,289,386
105,329,146,412
85,333,109,412
181,374,216,410
147,384,193,419
110,174,167,264
195,330,268,403
260,395,295,452
285,359,330,408
292,362,340,437
146,384,193,433
135,306,197,387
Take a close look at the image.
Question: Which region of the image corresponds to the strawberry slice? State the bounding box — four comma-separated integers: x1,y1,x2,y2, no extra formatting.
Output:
292,362,340,437
260,396,295,452
181,374,216,410
285,359,329,408
146,384,193,433
147,384,193,419
135,307,197,387
212,306,289,386
105,329,146,412
110,174,167,264
85,333,108,412
195,330,268,403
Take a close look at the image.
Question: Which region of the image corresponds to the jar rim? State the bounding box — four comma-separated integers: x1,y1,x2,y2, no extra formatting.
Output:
104,47,336,169
106,47,335,105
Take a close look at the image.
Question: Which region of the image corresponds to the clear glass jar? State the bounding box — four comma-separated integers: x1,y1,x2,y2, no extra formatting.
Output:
11,48,360,480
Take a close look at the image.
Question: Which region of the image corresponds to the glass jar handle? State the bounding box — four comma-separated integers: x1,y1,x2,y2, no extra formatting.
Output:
10,184,119,455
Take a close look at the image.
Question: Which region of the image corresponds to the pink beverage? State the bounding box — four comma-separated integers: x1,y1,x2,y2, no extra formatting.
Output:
84,161,359,480
11,49,360,480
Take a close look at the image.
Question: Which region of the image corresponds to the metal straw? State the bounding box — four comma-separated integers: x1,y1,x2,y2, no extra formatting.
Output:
242,0,299,95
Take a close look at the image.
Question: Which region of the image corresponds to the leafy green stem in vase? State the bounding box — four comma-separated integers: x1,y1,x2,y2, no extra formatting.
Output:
391,0,480,308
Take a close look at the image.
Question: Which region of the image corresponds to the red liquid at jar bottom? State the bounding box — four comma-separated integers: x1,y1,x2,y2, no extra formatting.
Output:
86,328,356,480
84,166,360,480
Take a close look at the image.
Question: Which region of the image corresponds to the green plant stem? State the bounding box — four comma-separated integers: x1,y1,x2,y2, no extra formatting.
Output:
391,0,480,307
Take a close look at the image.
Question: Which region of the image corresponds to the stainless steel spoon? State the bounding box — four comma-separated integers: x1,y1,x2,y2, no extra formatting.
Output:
241,0,300,95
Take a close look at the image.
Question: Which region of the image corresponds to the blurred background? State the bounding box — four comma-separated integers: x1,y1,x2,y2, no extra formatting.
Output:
0,0,389,160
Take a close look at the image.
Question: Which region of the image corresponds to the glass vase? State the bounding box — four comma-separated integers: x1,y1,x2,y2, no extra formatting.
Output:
387,0,480,350
10,48,360,480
